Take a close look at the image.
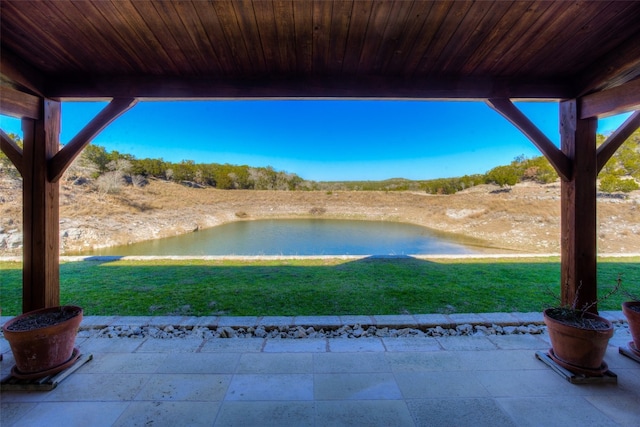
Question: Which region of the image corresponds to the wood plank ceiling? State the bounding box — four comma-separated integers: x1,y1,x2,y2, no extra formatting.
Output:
2,0,640,101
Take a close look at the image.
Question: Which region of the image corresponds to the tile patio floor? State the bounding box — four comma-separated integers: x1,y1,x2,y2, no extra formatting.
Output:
1,312,639,426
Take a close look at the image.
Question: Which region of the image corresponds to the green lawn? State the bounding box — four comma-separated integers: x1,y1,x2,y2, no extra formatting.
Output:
1,256,638,316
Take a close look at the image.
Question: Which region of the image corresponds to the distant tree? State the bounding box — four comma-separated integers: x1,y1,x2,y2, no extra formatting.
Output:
485,165,519,187
520,156,557,184
80,144,111,175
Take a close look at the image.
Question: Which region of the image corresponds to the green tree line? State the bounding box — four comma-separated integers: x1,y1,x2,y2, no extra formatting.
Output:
79,144,306,191
1,129,639,194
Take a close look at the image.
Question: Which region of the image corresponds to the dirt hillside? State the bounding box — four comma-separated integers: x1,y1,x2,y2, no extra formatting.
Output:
1,177,639,255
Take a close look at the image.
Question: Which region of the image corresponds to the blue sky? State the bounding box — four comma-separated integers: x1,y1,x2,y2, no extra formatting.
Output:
0,100,631,181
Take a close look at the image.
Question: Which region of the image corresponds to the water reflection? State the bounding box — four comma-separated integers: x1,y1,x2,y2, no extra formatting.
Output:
85,219,477,256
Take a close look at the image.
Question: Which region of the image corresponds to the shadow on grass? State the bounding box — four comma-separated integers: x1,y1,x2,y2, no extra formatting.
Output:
0,256,638,316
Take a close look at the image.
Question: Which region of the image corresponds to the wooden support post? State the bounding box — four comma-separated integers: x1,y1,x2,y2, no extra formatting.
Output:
21,99,61,312
560,100,598,313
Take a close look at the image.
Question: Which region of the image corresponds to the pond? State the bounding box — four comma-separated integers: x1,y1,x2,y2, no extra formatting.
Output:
84,218,479,256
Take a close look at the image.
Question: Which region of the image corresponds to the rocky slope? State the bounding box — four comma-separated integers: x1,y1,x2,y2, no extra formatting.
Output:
1,176,639,256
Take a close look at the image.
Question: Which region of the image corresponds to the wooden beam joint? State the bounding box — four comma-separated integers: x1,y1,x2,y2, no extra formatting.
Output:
579,79,640,119
0,85,42,120
48,98,137,182
486,98,572,181
596,111,640,173
0,129,24,176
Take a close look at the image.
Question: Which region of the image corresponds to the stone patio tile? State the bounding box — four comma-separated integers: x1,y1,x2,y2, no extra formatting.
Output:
157,352,240,374
607,348,640,370
589,368,640,397
497,396,620,427
237,353,313,374
372,314,417,327
436,336,498,351
600,310,626,323
134,373,231,401
135,337,204,353
328,337,385,352
114,401,220,427
258,316,295,327
215,401,315,427
486,333,549,350
0,390,50,404
314,373,402,400
447,313,486,325
608,329,633,349
1,350,16,378
510,312,544,324
315,400,414,426
408,398,516,427
1,336,11,353
176,316,219,327
395,371,490,398
42,373,149,402
7,402,128,427
313,352,390,373
294,315,342,328
112,316,153,326
479,312,520,325
0,402,38,427
78,337,144,353
225,374,314,401
200,338,264,353
386,351,465,372
263,338,327,353
413,313,453,327
454,349,545,371
474,369,593,398
339,315,374,326
382,337,441,352
584,395,640,426
148,316,190,327
216,316,259,328
80,316,118,328
76,330,95,339
79,352,168,374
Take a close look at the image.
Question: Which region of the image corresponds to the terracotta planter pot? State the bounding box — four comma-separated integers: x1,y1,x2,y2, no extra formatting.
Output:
2,306,83,378
543,308,613,376
622,301,640,355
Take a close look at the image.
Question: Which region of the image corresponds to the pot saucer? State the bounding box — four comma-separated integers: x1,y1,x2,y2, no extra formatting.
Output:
11,348,81,380
548,348,609,377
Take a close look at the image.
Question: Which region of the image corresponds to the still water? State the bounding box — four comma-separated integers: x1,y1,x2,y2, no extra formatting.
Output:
86,219,477,256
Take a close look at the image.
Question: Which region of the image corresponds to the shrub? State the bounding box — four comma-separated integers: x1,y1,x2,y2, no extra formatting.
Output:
485,165,519,187
599,175,639,193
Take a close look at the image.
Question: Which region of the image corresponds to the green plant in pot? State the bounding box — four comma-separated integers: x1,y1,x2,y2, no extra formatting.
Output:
2,305,83,380
543,281,619,377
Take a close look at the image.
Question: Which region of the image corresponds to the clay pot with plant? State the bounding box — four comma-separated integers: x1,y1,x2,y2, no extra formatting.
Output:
621,292,640,357
2,305,83,379
543,281,619,377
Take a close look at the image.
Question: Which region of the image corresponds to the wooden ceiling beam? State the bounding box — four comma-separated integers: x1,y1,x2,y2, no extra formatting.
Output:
0,85,42,119
575,29,640,97
48,97,138,182
45,75,572,100
486,98,571,182
0,48,46,97
596,110,640,173
578,78,640,119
